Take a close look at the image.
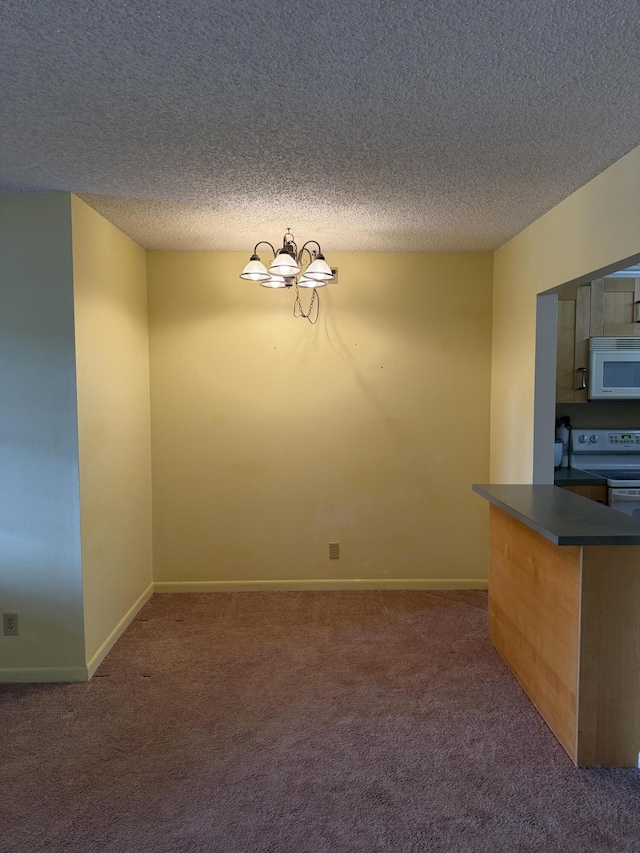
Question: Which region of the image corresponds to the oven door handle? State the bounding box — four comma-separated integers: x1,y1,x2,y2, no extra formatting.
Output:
609,492,640,502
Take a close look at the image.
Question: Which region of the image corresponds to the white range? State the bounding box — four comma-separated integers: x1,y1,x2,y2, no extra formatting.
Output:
570,429,640,517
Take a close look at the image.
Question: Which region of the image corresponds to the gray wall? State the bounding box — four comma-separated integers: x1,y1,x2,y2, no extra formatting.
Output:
0,193,86,679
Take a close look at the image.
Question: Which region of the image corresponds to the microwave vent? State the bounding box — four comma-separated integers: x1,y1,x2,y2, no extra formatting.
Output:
589,336,640,351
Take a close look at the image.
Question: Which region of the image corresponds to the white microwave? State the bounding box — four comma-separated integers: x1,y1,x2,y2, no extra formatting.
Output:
589,337,640,399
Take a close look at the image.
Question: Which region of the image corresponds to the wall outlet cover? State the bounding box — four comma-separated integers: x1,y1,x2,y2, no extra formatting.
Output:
3,613,18,636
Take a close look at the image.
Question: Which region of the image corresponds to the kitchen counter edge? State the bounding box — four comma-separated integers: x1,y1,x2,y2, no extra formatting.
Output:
553,467,607,487
472,483,640,546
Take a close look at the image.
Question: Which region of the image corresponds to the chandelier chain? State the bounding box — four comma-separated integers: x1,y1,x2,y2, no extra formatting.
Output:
293,283,319,325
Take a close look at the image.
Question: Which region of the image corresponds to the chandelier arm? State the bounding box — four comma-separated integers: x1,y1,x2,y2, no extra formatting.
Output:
282,230,298,257
297,246,315,269
253,240,276,258
299,240,322,259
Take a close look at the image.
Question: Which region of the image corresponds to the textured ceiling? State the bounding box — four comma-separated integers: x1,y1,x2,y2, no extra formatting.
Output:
2,0,640,252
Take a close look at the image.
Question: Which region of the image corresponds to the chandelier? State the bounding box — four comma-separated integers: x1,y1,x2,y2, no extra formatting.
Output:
240,229,334,324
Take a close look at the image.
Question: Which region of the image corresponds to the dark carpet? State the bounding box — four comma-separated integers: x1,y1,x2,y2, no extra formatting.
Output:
1,591,640,852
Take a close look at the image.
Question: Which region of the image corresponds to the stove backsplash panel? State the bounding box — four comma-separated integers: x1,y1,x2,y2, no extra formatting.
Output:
556,401,640,431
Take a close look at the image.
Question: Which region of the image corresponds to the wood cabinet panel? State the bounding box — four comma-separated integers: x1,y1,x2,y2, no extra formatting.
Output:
578,545,640,767
572,486,594,499
559,485,608,504
488,506,581,762
590,277,640,337
604,288,634,335
574,285,591,400
556,285,590,403
488,506,640,768
589,278,604,336
556,298,577,403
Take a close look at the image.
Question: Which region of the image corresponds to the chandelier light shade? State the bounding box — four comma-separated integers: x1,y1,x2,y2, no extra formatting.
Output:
239,229,334,323
297,273,327,288
260,274,286,289
240,255,270,281
304,256,333,281
269,251,300,278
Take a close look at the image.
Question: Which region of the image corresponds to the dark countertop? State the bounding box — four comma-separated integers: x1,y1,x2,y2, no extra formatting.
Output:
553,467,607,487
473,483,640,546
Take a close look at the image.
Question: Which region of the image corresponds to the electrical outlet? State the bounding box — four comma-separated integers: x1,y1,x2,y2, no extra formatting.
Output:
329,542,340,560
3,613,18,636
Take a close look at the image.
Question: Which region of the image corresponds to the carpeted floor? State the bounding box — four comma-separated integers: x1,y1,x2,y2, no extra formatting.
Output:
1,590,640,852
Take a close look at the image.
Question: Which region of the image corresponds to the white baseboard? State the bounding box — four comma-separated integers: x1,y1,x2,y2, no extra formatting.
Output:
0,579,486,683
86,582,154,678
153,578,488,593
0,666,89,683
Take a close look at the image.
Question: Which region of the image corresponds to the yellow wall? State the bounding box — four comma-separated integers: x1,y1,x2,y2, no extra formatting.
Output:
147,250,493,588
9,138,639,681
492,146,640,483
71,196,153,667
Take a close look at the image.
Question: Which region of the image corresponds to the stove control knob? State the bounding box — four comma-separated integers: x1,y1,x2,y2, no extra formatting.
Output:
589,435,599,443
579,434,588,443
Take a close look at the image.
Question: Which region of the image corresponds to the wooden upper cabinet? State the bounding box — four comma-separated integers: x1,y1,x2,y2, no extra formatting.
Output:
557,278,640,404
557,285,590,403
590,278,640,337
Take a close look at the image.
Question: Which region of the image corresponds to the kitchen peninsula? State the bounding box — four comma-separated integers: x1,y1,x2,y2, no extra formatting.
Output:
473,484,640,768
